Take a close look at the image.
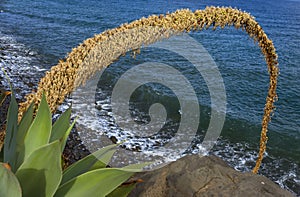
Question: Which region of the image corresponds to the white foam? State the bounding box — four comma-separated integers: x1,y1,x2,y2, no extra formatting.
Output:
0,32,44,98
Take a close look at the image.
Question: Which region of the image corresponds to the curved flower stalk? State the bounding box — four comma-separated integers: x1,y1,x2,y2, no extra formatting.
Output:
18,6,278,173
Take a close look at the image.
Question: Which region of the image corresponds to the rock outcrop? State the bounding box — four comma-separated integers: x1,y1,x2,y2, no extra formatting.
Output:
129,155,294,197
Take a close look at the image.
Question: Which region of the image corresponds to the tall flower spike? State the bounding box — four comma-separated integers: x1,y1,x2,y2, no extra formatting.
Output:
18,7,278,174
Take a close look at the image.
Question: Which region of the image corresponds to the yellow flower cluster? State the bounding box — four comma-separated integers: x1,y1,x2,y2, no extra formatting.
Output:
18,6,278,173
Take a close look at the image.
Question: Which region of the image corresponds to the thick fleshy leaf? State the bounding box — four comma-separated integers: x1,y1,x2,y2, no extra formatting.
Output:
55,168,134,197
4,92,18,169
59,119,75,151
107,183,136,197
16,141,62,197
122,162,153,172
0,149,3,162
88,149,115,171
0,162,22,197
23,93,51,161
14,103,34,172
50,107,72,143
61,144,117,185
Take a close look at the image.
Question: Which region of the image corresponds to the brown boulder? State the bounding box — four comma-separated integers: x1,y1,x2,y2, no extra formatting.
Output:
129,155,294,197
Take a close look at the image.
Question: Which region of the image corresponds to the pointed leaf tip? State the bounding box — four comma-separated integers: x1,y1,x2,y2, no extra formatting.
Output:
23,93,52,161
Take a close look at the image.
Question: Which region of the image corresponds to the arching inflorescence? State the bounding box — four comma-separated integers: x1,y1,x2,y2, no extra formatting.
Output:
18,6,279,173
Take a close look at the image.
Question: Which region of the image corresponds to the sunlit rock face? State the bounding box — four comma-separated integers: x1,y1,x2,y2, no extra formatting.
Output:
129,155,293,197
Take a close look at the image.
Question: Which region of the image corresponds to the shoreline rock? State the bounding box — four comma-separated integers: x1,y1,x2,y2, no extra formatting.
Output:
0,91,295,196
129,155,294,197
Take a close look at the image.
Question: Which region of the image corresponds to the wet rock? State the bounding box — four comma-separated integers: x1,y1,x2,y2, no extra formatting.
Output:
129,155,294,197
110,136,118,144
62,124,91,167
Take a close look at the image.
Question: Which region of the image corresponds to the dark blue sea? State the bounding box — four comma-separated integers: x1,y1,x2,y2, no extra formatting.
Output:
0,0,299,195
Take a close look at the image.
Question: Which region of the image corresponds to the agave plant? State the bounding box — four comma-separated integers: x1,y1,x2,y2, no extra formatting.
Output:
0,91,147,197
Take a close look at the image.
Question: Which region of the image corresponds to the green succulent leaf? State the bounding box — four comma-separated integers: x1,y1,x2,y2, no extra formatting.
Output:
14,103,34,172
88,149,115,171
16,141,62,197
55,168,134,197
105,162,152,197
4,92,18,171
59,119,75,152
23,93,51,161
0,148,3,162
50,106,72,143
107,182,137,197
61,144,117,185
122,162,153,172
0,162,22,197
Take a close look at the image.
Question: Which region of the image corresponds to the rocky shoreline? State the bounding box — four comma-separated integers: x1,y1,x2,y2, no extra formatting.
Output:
0,94,295,196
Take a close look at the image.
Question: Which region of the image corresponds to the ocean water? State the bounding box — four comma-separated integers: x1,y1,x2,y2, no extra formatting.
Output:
0,0,299,195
